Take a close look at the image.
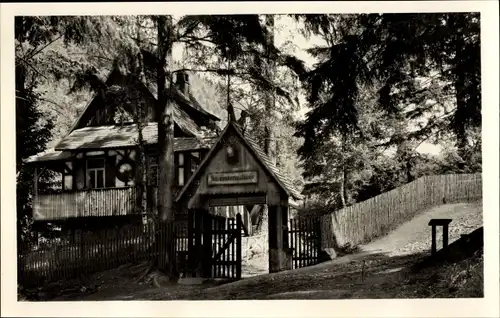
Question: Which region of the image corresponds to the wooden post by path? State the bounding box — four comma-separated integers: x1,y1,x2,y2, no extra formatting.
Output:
428,219,452,255
431,225,437,255
443,223,449,248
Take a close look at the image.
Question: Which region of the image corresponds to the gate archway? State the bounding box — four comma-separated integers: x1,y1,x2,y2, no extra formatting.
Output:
176,122,302,280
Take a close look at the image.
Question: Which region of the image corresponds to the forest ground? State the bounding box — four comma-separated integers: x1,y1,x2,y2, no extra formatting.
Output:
35,202,482,300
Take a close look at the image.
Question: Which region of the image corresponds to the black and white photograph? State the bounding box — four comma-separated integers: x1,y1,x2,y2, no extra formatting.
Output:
1,1,499,317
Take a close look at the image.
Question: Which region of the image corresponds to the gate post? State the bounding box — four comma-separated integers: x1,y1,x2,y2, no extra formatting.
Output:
268,205,279,273
315,217,322,264
282,205,293,270
202,211,212,278
268,203,289,273
236,213,242,279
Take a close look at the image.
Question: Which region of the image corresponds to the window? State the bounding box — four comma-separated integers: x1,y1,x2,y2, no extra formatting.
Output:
148,155,158,186
146,154,187,186
190,151,200,174
87,158,105,189
63,162,73,191
178,153,185,186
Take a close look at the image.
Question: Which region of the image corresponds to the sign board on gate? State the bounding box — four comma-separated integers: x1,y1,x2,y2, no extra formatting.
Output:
207,171,258,186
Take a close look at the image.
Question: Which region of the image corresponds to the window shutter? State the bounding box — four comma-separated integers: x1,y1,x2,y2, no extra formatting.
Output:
105,156,116,188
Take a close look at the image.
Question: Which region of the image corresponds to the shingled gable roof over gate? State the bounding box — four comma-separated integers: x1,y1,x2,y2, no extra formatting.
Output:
175,121,303,202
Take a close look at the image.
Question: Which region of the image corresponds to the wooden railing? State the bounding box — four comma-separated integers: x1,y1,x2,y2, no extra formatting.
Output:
33,187,143,220
33,186,186,220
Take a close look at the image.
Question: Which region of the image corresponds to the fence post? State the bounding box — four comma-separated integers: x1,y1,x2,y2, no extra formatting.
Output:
78,229,84,278
316,217,321,263
236,213,242,280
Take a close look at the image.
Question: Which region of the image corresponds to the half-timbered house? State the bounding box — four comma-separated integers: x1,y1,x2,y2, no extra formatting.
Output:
26,68,301,243
27,68,222,224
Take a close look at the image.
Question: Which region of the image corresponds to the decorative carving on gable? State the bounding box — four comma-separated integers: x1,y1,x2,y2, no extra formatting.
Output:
224,135,240,165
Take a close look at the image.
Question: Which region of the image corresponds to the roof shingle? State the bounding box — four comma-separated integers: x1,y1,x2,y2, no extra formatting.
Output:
145,79,220,121
242,133,303,200
25,149,72,163
54,122,216,151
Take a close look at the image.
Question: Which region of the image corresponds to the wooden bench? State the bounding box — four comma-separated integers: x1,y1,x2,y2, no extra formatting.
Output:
428,218,452,255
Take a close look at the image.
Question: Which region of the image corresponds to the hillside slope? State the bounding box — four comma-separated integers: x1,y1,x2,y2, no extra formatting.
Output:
361,202,482,256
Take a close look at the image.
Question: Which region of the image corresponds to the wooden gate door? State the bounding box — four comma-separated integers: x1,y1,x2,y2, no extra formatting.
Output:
209,213,242,280
289,217,322,269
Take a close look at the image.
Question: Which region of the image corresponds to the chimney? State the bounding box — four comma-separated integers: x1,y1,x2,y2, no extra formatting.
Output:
176,71,190,95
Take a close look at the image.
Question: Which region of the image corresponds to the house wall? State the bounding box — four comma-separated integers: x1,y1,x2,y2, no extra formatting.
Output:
66,147,205,191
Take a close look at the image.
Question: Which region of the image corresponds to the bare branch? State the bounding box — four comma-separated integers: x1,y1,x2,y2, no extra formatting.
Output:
178,35,217,46
129,35,157,47
15,55,48,80
177,20,202,40
27,34,63,60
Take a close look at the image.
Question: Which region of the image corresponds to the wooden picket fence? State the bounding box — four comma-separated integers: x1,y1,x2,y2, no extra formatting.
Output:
321,173,482,249
18,221,186,288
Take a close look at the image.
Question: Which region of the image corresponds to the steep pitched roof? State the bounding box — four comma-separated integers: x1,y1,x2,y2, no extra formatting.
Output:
54,122,217,151
25,149,72,163
171,101,207,136
175,122,303,202
242,132,303,200
68,68,221,135
145,81,220,122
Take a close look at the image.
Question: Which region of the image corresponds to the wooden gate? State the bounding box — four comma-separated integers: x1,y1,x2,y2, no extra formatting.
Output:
186,210,242,280
289,217,322,269
210,213,242,279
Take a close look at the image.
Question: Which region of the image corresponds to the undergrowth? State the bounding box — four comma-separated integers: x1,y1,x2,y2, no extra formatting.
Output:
404,247,484,298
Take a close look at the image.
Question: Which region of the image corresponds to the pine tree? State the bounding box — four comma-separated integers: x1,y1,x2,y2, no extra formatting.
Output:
15,16,124,248
294,13,480,164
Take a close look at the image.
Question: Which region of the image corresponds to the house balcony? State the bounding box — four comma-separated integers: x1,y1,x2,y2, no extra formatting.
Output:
33,186,170,221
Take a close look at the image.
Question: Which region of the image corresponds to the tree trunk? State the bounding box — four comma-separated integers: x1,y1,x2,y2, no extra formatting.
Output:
134,19,149,226
136,110,147,225
260,15,277,236
264,15,277,166
16,63,27,254
135,94,148,225
156,16,177,280
406,160,414,182
339,167,348,208
450,14,468,171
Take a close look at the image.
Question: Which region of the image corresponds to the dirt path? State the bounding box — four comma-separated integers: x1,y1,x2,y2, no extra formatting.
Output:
361,202,482,256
